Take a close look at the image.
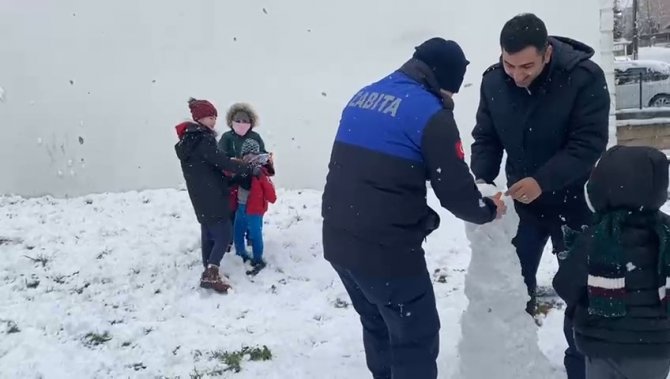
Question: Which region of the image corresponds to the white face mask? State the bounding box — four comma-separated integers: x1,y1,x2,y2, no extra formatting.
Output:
232,121,251,136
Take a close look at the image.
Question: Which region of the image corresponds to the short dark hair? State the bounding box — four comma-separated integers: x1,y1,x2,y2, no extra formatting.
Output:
500,13,548,54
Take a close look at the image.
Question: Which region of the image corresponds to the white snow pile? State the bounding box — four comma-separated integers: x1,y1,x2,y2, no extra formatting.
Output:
615,59,670,74
640,46,670,64
458,184,562,379
0,188,573,378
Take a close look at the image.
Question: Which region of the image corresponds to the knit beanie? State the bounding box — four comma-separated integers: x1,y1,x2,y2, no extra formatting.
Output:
240,138,261,157
188,97,218,121
413,38,470,93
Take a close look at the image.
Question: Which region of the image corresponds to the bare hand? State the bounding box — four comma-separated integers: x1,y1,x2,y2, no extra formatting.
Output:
505,177,542,204
487,192,507,219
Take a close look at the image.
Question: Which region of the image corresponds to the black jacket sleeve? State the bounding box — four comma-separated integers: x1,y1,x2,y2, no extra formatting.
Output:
533,65,610,192
421,109,497,225
199,135,249,175
217,132,235,157
470,83,504,184
553,231,590,308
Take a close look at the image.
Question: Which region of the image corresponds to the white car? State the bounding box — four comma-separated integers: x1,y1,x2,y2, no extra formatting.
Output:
615,60,670,109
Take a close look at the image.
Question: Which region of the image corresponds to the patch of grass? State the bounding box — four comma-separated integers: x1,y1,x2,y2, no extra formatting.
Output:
26,276,40,289
83,331,112,347
51,274,67,284
73,282,90,294
96,249,111,260
210,345,273,373
0,237,20,246
121,341,132,348
3,320,20,334
536,298,565,316
129,362,146,371
24,254,49,267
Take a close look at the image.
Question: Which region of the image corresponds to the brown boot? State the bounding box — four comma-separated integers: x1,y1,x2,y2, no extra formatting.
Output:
200,265,231,294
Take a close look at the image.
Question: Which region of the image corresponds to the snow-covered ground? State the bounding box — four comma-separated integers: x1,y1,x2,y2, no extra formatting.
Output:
0,188,641,378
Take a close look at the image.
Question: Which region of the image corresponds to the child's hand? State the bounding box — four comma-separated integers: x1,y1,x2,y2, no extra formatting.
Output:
251,165,263,177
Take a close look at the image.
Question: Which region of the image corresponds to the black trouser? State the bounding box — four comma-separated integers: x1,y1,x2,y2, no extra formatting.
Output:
332,264,440,379
586,356,670,379
200,219,232,267
512,207,590,379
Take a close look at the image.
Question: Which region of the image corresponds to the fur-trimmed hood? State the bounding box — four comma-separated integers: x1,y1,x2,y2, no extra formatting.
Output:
225,103,259,128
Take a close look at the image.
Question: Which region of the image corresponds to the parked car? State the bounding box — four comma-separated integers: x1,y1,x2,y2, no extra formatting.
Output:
615,60,670,109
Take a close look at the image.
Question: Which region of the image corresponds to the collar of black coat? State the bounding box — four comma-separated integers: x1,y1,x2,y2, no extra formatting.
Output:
398,58,454,111
498,36,595,94
185,122,216,135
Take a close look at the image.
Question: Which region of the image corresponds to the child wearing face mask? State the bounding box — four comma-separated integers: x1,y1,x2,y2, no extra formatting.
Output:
218,103,268,159
219,103,274,252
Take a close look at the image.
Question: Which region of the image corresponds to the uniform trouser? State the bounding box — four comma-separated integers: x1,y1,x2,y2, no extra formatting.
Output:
332,264,440,379
586,356,670,379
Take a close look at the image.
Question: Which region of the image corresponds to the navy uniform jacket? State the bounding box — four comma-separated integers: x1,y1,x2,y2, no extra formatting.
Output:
322,59,496,277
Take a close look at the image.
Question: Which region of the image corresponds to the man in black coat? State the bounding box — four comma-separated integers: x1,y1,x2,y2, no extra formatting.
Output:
470,13,610,379
322,38,505,379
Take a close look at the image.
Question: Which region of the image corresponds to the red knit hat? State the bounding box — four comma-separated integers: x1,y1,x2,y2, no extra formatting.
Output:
188,97,218,121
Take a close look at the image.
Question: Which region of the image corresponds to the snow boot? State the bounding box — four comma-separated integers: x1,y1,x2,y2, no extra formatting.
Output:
525,287,538,316
200,265,231,293
246,260,266,276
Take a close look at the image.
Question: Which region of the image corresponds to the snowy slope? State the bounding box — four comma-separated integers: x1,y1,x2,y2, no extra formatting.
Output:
0,189,479,378
1,188,652,378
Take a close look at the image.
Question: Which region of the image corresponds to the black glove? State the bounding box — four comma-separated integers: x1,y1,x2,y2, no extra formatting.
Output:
422,207,441,238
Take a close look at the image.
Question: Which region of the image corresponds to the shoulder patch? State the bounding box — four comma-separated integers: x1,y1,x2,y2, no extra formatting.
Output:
483,62,502,76
455,140,465,160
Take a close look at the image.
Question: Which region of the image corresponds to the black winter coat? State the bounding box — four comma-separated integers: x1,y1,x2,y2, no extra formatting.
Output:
553,145,670,359
175,123,249,224
471,36,610,224
553,213,670,359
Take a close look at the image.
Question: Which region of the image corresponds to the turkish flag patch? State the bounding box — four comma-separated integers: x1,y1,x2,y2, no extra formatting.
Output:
455,140,465,160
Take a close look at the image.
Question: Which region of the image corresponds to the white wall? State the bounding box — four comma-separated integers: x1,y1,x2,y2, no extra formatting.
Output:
0,0,613,197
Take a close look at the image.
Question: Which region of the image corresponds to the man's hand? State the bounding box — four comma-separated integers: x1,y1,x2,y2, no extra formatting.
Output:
505,177,542,204
488,192,507,219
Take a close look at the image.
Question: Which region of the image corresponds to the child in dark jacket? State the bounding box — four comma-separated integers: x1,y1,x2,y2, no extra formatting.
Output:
218,102,274,251
553,145,670,379
229,138,277,275
175,98,253,294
